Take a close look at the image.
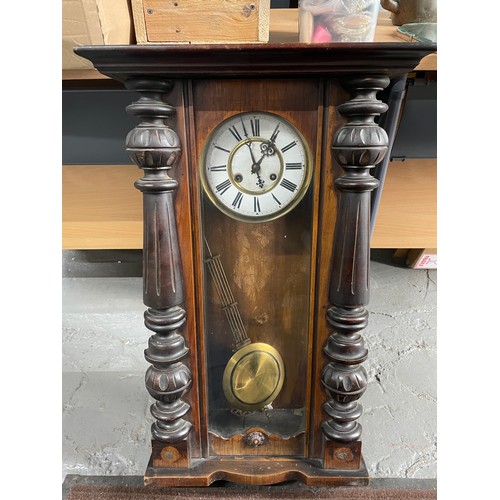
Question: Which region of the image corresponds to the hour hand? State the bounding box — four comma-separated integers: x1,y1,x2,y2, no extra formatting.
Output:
251,152,266,175
251,153,266,189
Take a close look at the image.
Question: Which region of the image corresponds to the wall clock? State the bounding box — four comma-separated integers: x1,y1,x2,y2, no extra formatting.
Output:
75,42,435,486
200,111,312,222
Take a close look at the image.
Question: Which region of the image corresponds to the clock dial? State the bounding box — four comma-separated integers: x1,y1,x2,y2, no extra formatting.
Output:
201,112,312,222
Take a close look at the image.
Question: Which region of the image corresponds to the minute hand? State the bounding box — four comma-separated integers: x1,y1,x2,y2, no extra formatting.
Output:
245,140,259,166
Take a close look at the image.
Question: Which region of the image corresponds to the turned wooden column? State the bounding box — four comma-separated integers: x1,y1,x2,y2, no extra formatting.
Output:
321,75,390,470
125,77,192,467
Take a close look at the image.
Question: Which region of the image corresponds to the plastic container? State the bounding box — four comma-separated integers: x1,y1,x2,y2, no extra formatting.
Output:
299,0,380,43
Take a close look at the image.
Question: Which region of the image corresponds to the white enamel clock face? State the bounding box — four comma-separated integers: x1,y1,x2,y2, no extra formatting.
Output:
200,112,312,222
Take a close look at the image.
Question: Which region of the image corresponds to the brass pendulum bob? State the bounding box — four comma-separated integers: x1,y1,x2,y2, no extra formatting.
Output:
205,239,285,411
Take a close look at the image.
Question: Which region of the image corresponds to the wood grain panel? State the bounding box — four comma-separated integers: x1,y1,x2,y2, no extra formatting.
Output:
371,159,437,248
62,165,142,249
208,430,305,457
310,81,345,458
62,158,437,251
136,0,269,43
191,78,323,457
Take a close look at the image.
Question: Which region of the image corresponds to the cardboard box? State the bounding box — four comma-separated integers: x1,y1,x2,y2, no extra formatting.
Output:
406,248,437,269
131,0,270,44
62,0,135,70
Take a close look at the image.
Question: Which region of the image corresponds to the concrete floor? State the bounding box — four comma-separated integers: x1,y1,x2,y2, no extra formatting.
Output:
62,249,436,481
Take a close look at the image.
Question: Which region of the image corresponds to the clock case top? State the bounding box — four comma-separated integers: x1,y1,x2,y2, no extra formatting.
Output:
74,42,436,81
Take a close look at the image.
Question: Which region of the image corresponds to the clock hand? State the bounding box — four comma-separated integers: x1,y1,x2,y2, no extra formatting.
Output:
245,140,259,165
251,153,267,189
251,152,266,173
261,140,276,156
243,140,266,189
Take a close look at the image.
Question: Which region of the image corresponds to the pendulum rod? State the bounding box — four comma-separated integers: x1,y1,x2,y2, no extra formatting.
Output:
204,239,250,349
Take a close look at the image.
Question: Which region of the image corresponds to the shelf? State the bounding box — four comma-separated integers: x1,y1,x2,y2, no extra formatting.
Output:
62,165,142,250
371,159,437,249
63,9,436,80
62,159,436,250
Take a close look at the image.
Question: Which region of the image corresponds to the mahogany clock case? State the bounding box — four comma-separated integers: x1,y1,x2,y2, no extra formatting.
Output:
73,41,436,485
129,74,365,470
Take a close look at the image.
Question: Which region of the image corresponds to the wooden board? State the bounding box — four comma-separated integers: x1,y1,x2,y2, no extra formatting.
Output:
132,0,270,44
62,165,142,249
371,159,437,248
62,159,437,251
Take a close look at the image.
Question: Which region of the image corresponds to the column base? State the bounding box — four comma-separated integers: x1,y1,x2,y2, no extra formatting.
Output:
150,439,189,468
323,438,363,470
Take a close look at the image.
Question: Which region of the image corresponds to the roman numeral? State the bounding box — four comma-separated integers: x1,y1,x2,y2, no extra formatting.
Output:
229,125,243,142
254,196,261,213
285,162,302,170
215,179,231,195
280,178,297,192
281,141,297,153
272,194,282,206
231,192,244,209
240,117,249,137
250,118,260,137
209,165,227,172
214,144,231,153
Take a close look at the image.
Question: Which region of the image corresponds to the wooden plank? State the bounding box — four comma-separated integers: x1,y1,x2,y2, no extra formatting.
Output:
371,159,437,249
62,165,142,249
63,160,437,251
134,0,270,44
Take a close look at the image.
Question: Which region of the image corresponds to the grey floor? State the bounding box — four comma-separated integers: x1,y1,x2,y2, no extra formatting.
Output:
62,249,436,482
